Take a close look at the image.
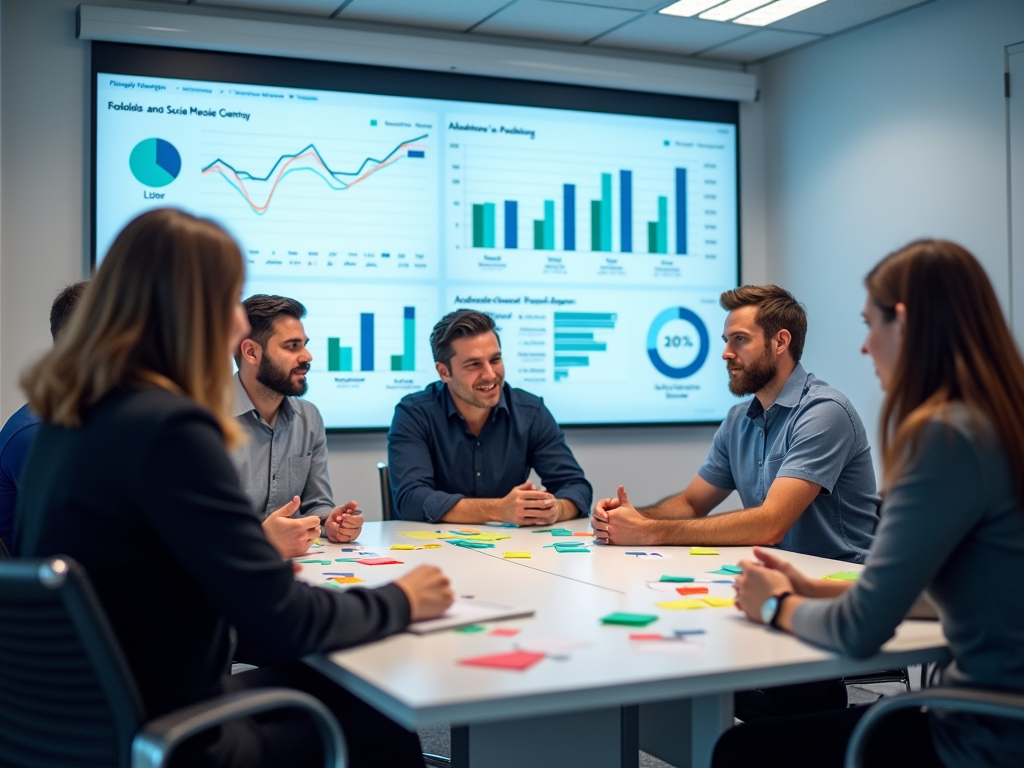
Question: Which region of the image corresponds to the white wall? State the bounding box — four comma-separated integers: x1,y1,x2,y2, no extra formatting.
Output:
0,0,764,520
755,0,1024,477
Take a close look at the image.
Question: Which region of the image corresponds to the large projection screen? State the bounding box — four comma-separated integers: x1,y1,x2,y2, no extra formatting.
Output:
93,43,740,430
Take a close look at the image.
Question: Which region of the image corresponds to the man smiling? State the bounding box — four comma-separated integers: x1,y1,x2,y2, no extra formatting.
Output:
388,309,591,524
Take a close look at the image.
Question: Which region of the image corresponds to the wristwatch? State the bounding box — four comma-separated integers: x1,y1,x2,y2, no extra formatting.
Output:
760,592,793,627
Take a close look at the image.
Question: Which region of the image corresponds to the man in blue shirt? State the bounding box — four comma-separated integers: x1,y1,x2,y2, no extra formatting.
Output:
0,282,88,553
388,310,592,524
592,285,879,563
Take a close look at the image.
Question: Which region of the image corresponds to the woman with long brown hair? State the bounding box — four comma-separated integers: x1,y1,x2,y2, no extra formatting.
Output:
715,239,1024,767
14,208,453,768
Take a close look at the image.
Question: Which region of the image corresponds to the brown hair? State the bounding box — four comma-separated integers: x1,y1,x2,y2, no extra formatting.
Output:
430,310,500,371
234,294,307,366
720,285,808,363
22,208,245,447
866,239,1024,505
49,281,89,341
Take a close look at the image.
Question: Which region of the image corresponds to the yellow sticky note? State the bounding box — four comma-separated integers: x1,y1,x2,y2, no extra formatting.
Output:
390,544,415,550
701,596,735,608
504,551,532,559
689,547,720,555
398,531,454,540
453,532,512,542
332,576,364,584
422,544,443,549
656,599,706,610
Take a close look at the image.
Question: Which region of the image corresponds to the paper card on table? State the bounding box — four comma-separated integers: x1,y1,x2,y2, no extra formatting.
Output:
646,581,686,592
459,651,545,671
824,571,859,581
490,627,521,637
701,596,735,608
335,558,360,563
629,633,665,641
516,637,591,655
551,529,573,536
455,624,486,633
331,576,364,584
358,557,403,565
422,544,443,549
601,612,659,627
675,587,709,596
450,540,494,549
720,565,743,574
558,548,590,553
450,530,480,535
398,531,454,540
407,598,535,634
660,575,695,583
689,547,720,555
503,551,531,559
624,551,671,560
656,599,706,610
573,532,594,537
708,568,740,576
451,532,512,542
297,559,331,565
390,545,415,550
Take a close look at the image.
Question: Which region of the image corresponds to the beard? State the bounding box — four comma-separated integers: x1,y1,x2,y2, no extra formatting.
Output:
727,343,778,396
448,375,503,410
257,354,309,397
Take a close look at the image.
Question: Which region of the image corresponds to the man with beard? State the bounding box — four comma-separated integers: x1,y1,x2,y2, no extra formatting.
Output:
232,295,362,558
593,285,879,562
388,309,591,524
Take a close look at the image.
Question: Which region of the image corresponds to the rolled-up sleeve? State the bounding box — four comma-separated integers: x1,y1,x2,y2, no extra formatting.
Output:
387,401,464,522
528,403,592,516
697,418,737,491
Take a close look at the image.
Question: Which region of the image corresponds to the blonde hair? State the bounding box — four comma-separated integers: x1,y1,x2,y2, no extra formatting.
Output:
23,208,244,447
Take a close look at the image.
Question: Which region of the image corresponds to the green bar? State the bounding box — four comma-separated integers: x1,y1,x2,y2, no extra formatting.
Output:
328,337,341,371
483,203,496,248
472,204,484,247
338,347,353,372
544,200,555,250
534,220,545,250
657,196,668,254
601,173,612,252
391,355,404,371
403,318,415,371
648,222,658,253
591,200,602,251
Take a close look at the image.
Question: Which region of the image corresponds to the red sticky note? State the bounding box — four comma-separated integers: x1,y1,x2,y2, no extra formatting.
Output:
489,627,521,637
676,586,710,596
358,557,404,565
459,651,545,671
629,633,664,641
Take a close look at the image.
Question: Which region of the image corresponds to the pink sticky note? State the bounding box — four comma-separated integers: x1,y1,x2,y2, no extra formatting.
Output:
459,650,545,671
629,633,665,641
358,557,404,565
489,628,521,637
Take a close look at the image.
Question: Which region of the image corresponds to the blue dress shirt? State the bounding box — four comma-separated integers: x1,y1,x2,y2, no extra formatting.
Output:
698,364,880,562
0,403,40,551
387,381,592,523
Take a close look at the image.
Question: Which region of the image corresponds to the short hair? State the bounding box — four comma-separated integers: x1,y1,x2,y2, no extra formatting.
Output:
720,285,807,363
240,295,307,359
49,281,88,340
430,310,500,371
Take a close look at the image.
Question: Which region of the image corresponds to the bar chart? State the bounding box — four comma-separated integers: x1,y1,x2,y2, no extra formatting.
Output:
553,312,617,382
325,305,417,372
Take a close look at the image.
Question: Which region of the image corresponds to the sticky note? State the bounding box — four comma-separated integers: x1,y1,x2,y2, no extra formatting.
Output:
558,547,590,553
675,586,709,596
689,547,720,555
656,599,706,610
323,572,355,577
455,624,486,633
573,532,594,537
673,629,707,637
551,529,572,536
423,544,443,549
490,627,521,637
459,650,545,671
297,559,331,565
450,532,511,542
450,540,494,549
701,596,735,608
335,558,360,563
503,551,531,559
450,529,480,535
398,531,454,540
629,633,665,641
624,551,647,556
600,612,659,627
708,566,742,576
824,571,860,581
331,576,364,584
390,545,415,550
660,576,695,583
358,557,403,565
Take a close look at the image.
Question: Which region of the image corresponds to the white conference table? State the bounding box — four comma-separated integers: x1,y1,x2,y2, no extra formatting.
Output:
298,518,949,768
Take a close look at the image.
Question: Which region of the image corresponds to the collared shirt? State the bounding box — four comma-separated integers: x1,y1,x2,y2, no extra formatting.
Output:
0,403,39,551
387,380,592,523
698,363,880,563
230,374,334,520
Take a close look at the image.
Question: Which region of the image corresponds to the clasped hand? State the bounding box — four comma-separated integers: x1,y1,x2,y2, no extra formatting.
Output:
734,547,812,623
591,485,656,545
325,500,363,543
500,481,561,526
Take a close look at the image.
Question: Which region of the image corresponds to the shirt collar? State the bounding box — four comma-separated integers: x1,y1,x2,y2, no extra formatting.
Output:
745,363,808,420
231,372,296,422
442,382,510,422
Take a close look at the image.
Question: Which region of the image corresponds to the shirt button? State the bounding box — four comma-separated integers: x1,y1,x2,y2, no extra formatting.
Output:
476,472,481,477
477,442,481,446
758,462,762,467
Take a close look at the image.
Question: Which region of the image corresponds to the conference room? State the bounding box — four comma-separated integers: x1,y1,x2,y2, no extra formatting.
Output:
1,0,1023,766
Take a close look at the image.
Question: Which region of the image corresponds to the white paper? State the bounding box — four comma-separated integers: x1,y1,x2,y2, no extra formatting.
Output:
407,598,534,634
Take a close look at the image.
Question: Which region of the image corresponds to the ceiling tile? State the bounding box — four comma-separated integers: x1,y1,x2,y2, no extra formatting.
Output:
337,0,514,31
698,28,820,62
194,0,342,15
548,0,673,10
591,12,750,55
472,0,642,44
768,0,933,36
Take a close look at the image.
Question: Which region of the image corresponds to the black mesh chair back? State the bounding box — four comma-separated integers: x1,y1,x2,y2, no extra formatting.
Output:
0,556,145,768
377,462,395,521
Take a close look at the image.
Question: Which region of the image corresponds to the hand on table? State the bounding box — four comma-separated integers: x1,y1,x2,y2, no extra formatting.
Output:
500,481,559,526
262,496,321,559
325,501,363,543
395,565,454,622
749,546,817,596
591,486,657,545
733,557,795,623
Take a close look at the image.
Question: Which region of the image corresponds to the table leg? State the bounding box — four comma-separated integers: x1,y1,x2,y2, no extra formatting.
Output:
451,705,638,768
639,693,733,768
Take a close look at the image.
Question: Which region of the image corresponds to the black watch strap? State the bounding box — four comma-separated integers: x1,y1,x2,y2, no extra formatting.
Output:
769,591,793,628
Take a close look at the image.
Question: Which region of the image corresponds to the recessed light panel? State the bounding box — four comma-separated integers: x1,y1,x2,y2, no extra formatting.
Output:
733,0,828,26
699,0,773,22
657,0,728,18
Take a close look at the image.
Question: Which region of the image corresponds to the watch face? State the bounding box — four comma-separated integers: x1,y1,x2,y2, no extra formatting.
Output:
761,596,778,625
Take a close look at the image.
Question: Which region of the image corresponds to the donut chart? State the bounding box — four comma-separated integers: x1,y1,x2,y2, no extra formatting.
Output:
646,307,710,379
129,138,181,187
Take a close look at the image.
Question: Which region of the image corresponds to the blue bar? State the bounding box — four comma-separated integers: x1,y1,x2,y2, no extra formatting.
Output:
360,313,374,371
407,150,425,158
504,201,518,248
563,184,576,251
675,168,687,255
404,306,414,320
620,170,632,253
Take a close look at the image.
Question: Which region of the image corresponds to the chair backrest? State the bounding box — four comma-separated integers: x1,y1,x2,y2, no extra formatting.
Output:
377,462,395,521
0,536,10,558
0,556,145,768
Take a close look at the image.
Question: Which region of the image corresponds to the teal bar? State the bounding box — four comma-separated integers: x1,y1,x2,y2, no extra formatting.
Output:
601,173,612,252
403,320,415,370
657,196,668,254
554,341,607,352
338,347,353,372
544,200,555,250
554,356,590,367
555,312,617,322
554,332,594,340
483,203,496,248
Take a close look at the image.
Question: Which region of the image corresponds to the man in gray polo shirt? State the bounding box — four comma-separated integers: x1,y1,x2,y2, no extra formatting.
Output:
232,295,363,558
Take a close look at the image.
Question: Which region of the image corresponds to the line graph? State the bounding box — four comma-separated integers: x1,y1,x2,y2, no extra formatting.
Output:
202,134,429,214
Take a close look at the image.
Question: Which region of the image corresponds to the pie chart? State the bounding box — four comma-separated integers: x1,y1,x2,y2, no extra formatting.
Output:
647,307,710,379
129,138,181,187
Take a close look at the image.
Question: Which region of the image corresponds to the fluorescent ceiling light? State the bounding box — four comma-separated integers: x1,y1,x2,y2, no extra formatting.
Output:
699,0,773,22
733,0,828,26
658,0,728,17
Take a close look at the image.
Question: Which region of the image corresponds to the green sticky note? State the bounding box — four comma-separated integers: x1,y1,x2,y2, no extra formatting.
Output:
551,529,573,536
659,576,696,583
455,624,486,633
298,559,331,565
533,529,555,534
824,571,859,581
719,565,742,574
453,540,494,548
335,558,360,562
708,568,739,576
601,612,659,627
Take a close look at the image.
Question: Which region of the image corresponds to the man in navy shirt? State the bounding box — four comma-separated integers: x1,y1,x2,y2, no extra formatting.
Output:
0,282,88,552
388,310,591,524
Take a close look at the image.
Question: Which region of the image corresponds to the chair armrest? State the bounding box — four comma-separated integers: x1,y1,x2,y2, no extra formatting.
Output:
132,687,346,768
845,687,1024,768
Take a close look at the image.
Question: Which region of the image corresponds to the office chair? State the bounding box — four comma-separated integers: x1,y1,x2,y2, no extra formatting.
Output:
0,536,10,558
377,461,396,521
844,687,1024,768
0,556,346,768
